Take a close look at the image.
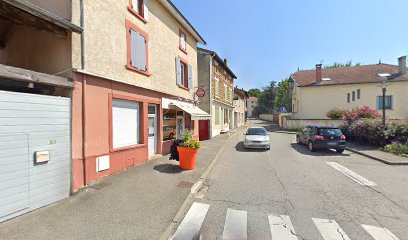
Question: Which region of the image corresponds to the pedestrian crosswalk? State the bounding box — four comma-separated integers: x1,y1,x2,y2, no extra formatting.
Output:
171,202,401,240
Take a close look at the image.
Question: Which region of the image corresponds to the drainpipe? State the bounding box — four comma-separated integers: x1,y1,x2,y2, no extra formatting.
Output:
209,53,215,138
80,0,87,187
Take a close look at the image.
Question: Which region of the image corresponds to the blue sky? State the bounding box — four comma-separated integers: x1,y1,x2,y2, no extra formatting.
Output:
172,0,408,90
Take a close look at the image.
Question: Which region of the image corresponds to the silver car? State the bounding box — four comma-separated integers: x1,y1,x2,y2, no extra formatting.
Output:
243,127,270,150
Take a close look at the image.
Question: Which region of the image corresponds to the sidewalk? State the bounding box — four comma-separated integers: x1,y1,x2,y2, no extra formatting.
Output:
0,131,237,240
346,142,408,166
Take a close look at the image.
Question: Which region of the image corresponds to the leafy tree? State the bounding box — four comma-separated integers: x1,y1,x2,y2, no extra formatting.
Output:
274,79,290,112
324,61,360,69
257,81,276,114
248,88,261,98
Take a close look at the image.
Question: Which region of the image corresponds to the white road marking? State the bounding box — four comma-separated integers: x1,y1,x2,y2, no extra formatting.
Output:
362,224,400,240
171,202,209,240
268,214,298,240
312,218,351,240
222,208,247,240
326,162,377,186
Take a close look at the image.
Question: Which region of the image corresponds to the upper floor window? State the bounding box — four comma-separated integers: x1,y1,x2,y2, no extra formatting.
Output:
215,78,219,97
176,57,192,89
377,96,393,110
129,0,149,23
224,84,228,100
179,30,187,53
126,20,150,76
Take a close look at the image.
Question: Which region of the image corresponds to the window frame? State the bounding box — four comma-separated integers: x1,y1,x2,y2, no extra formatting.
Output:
126,20,150,76
347,93,351,103
377,95,393,110
109,95,145,152
128,0,147,24
215,106,220,125
177,56,189,90
357,89,361,99
179,29,187,54
224,83,228,100
215,78,219,97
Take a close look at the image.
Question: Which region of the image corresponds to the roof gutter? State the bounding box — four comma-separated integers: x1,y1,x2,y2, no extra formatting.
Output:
158,0,206,45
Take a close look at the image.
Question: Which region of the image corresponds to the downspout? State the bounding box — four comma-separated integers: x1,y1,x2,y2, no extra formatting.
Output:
209,53,215,138
80,0,87,187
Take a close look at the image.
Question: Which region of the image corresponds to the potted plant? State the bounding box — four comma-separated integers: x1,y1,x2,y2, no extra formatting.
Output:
177,130,202,170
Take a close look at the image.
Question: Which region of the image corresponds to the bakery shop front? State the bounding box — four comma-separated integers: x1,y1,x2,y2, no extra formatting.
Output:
162,97,211,154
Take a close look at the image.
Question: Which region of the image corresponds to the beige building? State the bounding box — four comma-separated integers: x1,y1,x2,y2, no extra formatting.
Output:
197,48,237,138
247,97,259,117
289,56,408,120
234,88,248,127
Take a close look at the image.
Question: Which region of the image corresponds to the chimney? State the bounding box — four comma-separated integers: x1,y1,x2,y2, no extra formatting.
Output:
398,56,407,75
224,58,228,66
315,64,322,82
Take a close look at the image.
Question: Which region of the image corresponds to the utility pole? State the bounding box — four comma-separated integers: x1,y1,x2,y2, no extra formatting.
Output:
382,83,386,125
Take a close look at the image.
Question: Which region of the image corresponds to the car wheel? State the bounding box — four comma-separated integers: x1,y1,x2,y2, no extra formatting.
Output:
296,136,301,145
308,142,316,152
336,148,345,153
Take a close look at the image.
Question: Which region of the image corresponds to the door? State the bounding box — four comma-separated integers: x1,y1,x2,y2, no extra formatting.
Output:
176,111,184,138
0,90,71,222
199,120,209,141
148,105,157,157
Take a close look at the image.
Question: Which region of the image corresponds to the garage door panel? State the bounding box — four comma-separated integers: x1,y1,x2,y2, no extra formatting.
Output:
0,117,69,126
0,110,70,119
0,90,70,222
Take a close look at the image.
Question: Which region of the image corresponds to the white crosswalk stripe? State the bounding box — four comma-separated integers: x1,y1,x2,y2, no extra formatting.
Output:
172,202,401,240
268,214,298,240
222,208,247,240
327,162,377,186
312,218,351,240
171,202,210,240
362,225,400,240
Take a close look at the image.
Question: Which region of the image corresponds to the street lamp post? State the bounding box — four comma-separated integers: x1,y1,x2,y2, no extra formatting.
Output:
382,80,386,125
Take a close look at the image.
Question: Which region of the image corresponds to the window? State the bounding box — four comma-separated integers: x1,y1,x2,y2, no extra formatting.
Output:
224,109,228,124
230,88,233,102
347,93,350,103
129,0,148,23
112,99,140,149
179,30,187,53
126,20,150,76
224,84,228,100
215,106,220,124
377,96,393,110
176,57,192,89
215,79,219,97
357,89,361,99
352,91,356,101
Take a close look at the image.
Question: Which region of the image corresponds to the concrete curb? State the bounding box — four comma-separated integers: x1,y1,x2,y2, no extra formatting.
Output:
346,147,408,166
159,127,245,240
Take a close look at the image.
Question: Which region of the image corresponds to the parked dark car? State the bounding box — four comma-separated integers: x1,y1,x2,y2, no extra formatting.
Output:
296,126,346,153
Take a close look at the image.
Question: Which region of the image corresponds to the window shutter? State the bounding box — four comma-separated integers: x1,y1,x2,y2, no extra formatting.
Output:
376,96,380,109
131,30,147,72
144,0,149,20
176,58,182,85
188,64,193,89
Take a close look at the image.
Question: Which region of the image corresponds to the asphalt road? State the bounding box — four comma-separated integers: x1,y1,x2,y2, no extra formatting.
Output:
173,120,408,240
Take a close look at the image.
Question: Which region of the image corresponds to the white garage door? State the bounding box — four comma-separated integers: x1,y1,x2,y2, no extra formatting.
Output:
0,90,71,222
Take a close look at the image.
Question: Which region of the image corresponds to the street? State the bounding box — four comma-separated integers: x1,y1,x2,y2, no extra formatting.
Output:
172,120,408,239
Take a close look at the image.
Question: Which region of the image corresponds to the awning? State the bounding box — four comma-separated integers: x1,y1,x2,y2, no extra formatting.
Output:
170,101,211,120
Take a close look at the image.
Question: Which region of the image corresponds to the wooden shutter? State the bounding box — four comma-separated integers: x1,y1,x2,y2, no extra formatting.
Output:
176,58,182,85
188,64,193,89
130,30,147,72
144,0,149,20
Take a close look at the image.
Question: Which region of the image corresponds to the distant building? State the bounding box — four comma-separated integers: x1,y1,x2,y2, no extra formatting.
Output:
247,97,259,117
197,48,237,139
234,88,248,127
288,56,408,119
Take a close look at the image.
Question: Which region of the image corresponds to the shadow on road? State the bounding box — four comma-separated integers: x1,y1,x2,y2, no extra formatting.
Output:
290,143,350,157
235,141,268,152
153,164,184,174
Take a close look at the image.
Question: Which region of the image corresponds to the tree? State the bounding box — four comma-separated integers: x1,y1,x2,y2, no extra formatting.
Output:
248,88,261,98
324,61,360,69
257,81,276,114
274,79,290,112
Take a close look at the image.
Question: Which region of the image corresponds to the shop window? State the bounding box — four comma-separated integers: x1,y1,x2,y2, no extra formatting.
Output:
215,107,220,125
112,99,140,149
163,109,177,141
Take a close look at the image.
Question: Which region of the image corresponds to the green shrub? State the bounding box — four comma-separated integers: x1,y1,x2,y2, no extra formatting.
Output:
326,108,344,120
384,144,408,157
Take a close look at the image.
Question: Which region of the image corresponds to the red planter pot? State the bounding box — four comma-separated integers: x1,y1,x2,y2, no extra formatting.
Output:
177,146,198,170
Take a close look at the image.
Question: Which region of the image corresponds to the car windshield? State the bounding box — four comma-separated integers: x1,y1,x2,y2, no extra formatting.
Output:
319,128,343,136
247,128,267,135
